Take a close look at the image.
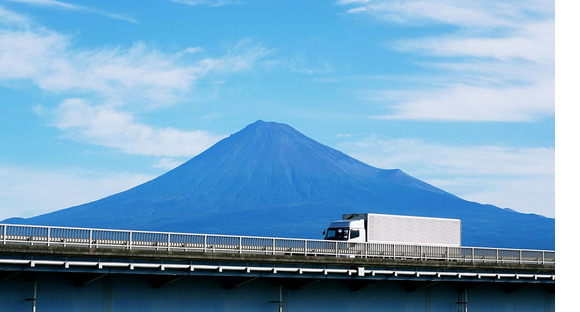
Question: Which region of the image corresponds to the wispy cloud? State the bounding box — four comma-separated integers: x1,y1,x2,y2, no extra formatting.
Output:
171,0,242,7
394,20,554,64
0,27,194,106
153,158,186,170
337,137,554,217
194,39,274,76
0,166,154,220
7,0,83,10
0,18,271,106
337,0,552,28
337,0,554,122
6,0,139,23
50,98,225,158
0,5,31,24
372,81,554,122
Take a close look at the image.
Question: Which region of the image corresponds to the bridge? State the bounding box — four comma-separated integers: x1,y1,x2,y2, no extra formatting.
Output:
0,224,555,311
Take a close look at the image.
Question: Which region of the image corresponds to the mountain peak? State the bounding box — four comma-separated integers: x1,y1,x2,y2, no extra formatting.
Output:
248,119,281,127
196,120,391,186
234,120,307,141
242,119,292,131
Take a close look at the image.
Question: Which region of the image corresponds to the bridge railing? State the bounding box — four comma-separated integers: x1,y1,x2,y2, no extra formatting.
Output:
0,224,555,265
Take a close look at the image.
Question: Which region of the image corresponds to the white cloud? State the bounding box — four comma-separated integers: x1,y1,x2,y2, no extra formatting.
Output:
52,98,225,158
7,0,82,10
373,81,554,121
0,27,68,81
171,0,241,7
153,158,186,170
395,19,554,64
0,166,154,220
337,0,554,123
337,0,552,28
6,0,139,23
0,11,272,107
337,137,555,217
346,7,367,14
194,39,273,76
336,0,371,4
0,6,31,25
0,26,194,105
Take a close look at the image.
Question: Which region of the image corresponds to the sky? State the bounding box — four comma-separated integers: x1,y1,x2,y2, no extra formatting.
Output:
0,0,558,221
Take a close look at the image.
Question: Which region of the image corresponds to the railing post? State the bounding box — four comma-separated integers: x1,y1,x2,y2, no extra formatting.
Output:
96,230,100,249
304,240,307,256
496,249,499,263
2,225,5,245
542,251,545,265
239,236,242,254
128,231,132,250
471,247,474,262
29,226,34,246
203,235,207,252
168,233,171,251
272,238,275,255
46,227,50,246
519,250,522,264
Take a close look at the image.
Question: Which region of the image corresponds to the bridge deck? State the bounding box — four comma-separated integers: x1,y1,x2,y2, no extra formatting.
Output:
0,243,554,285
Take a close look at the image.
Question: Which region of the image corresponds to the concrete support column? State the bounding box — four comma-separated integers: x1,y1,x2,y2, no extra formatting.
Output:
457,287,467,312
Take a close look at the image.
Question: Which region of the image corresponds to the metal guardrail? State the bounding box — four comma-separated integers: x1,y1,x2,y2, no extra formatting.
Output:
0,224,555,265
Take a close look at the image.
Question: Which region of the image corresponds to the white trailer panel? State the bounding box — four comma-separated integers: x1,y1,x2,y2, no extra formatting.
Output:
343,213,461,247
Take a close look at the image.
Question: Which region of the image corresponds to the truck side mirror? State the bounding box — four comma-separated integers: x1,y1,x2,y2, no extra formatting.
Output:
322,229,326,235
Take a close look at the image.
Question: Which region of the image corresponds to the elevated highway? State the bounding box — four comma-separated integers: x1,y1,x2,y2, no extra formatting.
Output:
0,224,555,311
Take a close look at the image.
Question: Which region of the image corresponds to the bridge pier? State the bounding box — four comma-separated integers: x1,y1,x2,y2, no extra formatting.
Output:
456,287,468,312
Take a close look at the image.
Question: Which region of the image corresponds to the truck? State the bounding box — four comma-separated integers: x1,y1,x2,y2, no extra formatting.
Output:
323,213,461,247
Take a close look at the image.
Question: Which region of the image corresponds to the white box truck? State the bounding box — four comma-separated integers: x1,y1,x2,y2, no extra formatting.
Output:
323,213,461,247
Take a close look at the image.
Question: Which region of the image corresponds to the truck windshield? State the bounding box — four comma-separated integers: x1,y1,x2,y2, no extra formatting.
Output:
324,228,349,240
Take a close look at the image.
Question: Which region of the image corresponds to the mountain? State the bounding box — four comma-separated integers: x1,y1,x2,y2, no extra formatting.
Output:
3,120,554,250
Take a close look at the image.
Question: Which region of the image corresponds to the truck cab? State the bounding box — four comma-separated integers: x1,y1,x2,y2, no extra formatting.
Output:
323,218,366,243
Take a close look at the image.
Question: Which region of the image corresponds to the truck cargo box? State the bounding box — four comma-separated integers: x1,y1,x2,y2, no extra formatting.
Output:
343,213,461,247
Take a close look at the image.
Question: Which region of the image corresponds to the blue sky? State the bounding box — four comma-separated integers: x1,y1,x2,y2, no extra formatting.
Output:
0,0,556,220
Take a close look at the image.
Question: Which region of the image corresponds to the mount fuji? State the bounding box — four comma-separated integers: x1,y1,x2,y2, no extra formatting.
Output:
3,120,554,250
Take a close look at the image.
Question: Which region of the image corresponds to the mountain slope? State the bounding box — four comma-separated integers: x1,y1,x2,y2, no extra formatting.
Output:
4,120,554,250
